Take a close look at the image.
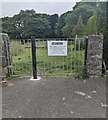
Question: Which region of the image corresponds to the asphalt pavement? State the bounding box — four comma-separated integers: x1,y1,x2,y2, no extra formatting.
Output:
2,76,107,118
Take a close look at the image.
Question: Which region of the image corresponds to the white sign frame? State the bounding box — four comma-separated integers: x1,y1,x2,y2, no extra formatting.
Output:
47,41,67,56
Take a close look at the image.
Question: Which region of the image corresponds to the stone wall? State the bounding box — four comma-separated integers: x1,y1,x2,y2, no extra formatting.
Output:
86,35,103,77
0,33,12,77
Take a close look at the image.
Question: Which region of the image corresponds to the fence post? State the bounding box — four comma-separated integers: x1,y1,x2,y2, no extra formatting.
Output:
31,36,37,79
84,36,88,67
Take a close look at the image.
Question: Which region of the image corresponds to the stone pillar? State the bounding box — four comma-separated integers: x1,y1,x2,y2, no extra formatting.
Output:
86,35,103,77
0,33,12,77
0,33,2,80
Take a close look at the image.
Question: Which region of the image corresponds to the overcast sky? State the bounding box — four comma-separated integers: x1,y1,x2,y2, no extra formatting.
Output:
0,0,81,18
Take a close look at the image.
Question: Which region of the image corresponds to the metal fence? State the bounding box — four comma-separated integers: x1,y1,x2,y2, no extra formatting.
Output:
10,37,85,77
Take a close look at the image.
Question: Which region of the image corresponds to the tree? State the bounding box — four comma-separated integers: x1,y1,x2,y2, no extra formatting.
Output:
73,15,85,36
2,9,52,39
55,11,72,37
23,17,52,38
86,16,97,35
86,2,106,35
49,14,58,37
62,2,96,37
62,13,78,37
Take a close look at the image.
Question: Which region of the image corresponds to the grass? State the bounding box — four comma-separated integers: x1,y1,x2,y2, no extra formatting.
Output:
11,40,85,76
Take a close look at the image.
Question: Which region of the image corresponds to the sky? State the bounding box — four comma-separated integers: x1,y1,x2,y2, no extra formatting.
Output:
0,0,81,18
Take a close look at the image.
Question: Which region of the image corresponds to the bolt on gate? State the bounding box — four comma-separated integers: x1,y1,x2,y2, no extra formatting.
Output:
10,37,85,77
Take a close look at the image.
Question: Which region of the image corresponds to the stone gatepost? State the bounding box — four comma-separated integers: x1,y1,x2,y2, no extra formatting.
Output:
86,35,103,77
0,33,12,77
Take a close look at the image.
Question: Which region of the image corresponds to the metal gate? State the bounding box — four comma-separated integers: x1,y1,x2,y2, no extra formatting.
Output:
10,37,85,77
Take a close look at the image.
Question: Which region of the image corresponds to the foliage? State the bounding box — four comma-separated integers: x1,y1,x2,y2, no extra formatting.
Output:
86,3,106,35
1,2,98,39
49,14,58,37
75,38,85,51
62,2,96,37
86,16,97,35
73,15,85,36
85,2,108,69
55,11,72,37
2,10,57,39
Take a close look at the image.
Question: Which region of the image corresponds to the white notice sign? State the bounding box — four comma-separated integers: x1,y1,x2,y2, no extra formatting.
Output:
48,41,67,56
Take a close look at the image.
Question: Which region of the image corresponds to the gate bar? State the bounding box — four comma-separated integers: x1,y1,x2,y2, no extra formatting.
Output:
31,36,37,79
84,36,88,67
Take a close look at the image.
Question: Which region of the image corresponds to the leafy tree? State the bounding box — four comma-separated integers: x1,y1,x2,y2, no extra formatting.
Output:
86,16,97,35
22,17,52,38
73,15,85,36
2,9,52,39
86,3,105,35
55,11,72,37
49,14,58,37
62,2,96,37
